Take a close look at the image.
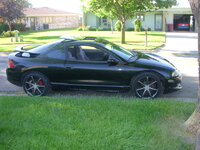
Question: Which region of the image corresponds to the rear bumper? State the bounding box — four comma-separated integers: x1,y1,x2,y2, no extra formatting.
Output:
6,68,22,86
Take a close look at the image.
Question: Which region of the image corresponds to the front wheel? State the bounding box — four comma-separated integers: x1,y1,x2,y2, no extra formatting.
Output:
22,72,51,96
131,72,163,99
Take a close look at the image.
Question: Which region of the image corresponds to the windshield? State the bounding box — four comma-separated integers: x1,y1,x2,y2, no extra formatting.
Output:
95,39,136,61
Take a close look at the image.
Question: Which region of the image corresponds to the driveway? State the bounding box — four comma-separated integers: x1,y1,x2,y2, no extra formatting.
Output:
0,55,22,94
155,32,198,100
0,32,198,100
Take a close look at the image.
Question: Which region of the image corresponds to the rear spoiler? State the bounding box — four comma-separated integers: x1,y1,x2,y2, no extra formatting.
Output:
15,44,41,54
15,44,41,57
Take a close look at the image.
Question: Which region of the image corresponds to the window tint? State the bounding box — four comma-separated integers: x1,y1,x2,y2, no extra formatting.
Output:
28,40,64,54
46,44,66,60
67,46,76,60
67,45,109,62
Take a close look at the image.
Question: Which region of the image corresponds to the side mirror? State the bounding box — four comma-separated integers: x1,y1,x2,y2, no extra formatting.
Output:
107,59,118,65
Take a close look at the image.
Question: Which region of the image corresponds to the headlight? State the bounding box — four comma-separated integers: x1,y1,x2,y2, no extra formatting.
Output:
172,70,181,77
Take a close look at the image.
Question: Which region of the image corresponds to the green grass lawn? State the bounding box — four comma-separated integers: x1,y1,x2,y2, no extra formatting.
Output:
0,96,195,150
0,45,16,52
0,29,165,52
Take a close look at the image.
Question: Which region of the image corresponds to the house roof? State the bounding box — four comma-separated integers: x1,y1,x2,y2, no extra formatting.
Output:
23,7,80,17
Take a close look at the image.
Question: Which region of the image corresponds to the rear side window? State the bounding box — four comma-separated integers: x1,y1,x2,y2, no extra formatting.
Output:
28,40,64,54
46,48,66,60
45,42,66,60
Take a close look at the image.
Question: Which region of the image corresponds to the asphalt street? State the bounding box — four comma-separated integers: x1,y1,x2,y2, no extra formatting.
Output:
0,32,198,101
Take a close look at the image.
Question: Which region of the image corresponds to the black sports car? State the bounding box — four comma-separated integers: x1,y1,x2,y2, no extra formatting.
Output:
6,36,182,98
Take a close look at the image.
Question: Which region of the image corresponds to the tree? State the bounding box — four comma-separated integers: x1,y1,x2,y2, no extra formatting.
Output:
0,0,30,31
82,0,177,44
184,0,200,137
133,18,142,32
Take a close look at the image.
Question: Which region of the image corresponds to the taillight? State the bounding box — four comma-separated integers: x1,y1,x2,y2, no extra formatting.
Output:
8,60,15,68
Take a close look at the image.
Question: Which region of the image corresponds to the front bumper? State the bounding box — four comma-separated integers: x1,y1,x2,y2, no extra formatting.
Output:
166,75,182,90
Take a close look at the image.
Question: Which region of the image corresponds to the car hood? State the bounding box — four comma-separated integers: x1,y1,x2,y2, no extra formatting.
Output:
128,52,176,71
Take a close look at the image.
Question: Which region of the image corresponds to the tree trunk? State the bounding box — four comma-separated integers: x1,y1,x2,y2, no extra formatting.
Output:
198,24,200,103
185,19,200,135
184,21,200,150
121,21,126,44
7,20,12,31
184,0,200,136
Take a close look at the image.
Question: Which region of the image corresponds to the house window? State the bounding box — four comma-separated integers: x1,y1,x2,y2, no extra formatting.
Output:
137,14,145,21
102,17,108,25
31,18,35,22
42,17,53,24
49,17,53,23
100,17,109,26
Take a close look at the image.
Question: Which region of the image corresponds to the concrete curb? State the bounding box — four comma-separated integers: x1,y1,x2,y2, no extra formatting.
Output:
0,92,197,102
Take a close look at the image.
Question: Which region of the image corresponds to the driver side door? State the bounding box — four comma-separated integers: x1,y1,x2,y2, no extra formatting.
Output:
63,44,128,86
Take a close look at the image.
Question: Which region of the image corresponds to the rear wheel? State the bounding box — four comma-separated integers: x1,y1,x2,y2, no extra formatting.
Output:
131,72,163,99
22,72,51,96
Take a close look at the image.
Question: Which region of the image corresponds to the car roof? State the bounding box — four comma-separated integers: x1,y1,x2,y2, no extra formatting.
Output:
61,39,106,48
60,36,109,47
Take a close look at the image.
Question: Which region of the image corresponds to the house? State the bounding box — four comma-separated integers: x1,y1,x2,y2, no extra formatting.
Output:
83,0,197,32
23,7,81,30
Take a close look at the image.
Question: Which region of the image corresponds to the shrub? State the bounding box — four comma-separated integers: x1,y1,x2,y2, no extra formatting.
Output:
77,26,90,31
88,27,97,31
11,31,15,36
0,23,26,33
114,20,121,31
77,27,83,31
11,23,26,31
1,30,20,37
0,23,6,34
25,27,31,31
133,18,142,32
98,28,111,31
12,30,20,36
126,28,134,31
2,31,11,37
148,27,152,31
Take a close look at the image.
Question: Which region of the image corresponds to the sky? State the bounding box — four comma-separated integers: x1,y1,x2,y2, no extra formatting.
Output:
175,0,190,8
28,0,190,14
28,0,82,13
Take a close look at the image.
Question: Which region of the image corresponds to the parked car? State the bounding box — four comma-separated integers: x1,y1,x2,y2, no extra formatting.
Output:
177,23,190,29
6,36,182,98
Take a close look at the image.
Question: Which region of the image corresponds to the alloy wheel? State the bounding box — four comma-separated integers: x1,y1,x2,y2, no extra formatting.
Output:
135,76,159,98
24,75,46,96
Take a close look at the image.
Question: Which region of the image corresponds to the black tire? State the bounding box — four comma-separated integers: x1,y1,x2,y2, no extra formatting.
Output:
131,72,163,99
22,72,51,96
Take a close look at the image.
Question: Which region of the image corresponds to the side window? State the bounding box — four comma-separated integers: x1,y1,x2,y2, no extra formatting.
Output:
67,46,77,60
46,44,66,60
67,45,109,62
